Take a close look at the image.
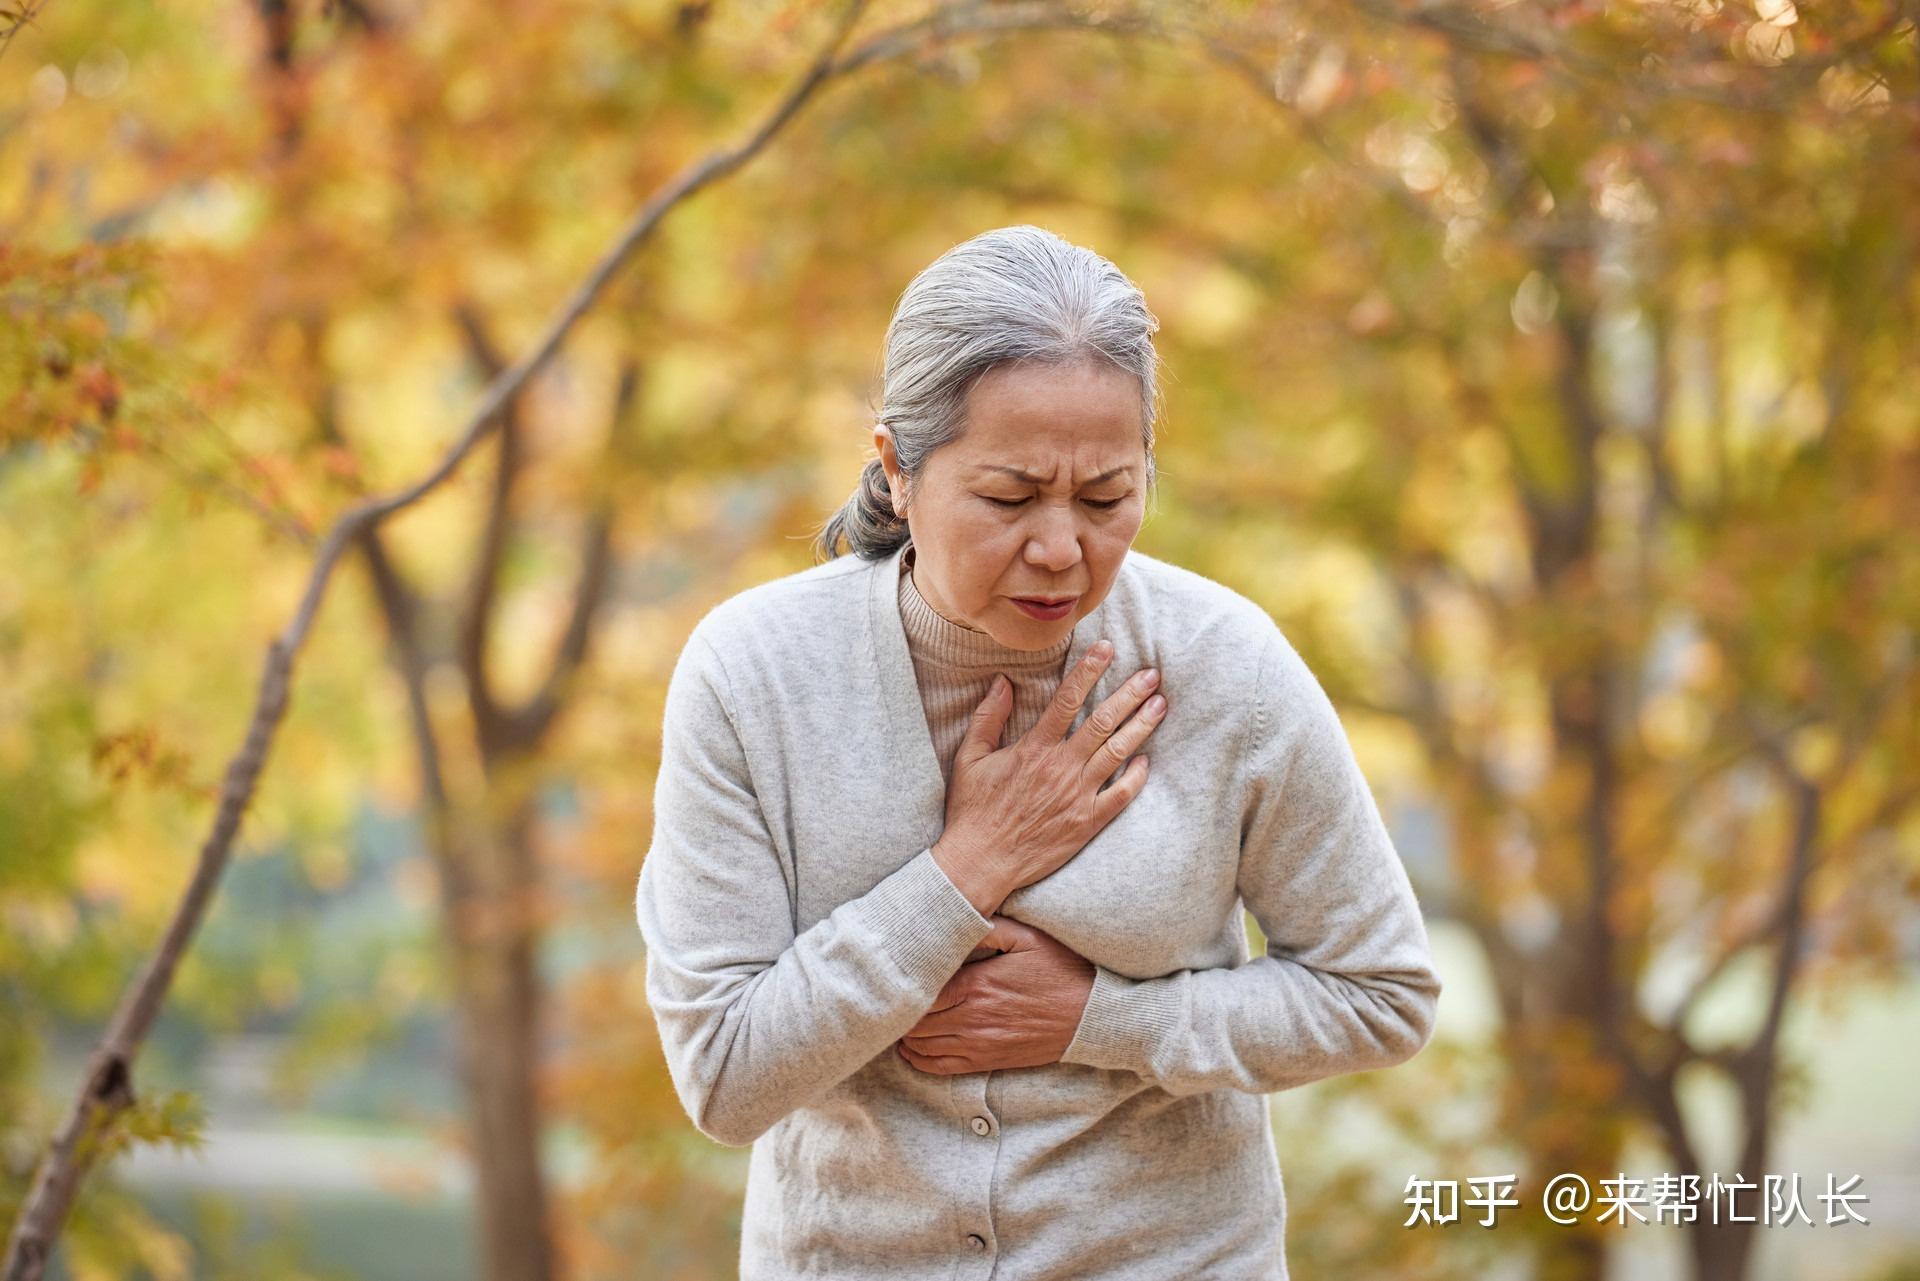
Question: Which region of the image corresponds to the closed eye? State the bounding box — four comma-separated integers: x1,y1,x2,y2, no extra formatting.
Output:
982,496,1125,510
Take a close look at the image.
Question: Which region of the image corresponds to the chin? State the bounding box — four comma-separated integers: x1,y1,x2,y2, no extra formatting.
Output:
996,609,1078,649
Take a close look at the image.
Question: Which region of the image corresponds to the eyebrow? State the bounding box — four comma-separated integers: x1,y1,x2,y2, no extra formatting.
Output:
974,464,1134,487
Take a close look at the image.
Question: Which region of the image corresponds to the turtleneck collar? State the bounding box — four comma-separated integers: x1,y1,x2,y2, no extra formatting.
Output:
897,543,1073,673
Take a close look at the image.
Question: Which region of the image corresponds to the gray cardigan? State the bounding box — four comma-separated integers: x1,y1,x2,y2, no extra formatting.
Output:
635,540,1442,1280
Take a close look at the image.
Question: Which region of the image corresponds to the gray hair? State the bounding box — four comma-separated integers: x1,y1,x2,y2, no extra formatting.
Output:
813,224,1164,563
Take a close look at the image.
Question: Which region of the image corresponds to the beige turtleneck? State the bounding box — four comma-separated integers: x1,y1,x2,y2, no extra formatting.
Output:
896,543,1073,791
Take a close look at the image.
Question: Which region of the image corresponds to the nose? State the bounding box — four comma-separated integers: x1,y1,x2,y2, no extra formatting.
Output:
1022,504,1084,574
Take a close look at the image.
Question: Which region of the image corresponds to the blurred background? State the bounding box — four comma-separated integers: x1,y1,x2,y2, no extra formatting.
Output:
2,0,1916,1278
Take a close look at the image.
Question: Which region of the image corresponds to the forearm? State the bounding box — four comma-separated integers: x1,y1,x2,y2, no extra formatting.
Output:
1059,952,1441,1096
639,844,994,1147
1070,624,1447,1097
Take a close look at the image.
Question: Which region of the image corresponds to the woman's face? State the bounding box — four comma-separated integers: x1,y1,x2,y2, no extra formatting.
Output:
875,358,1148,651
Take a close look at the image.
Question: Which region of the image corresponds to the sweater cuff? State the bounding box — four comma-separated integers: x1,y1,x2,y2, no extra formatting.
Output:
855,846,995,996
1060,964,1186,1075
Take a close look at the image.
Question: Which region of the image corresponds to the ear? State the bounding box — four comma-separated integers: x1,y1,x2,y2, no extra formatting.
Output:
872,424,909,519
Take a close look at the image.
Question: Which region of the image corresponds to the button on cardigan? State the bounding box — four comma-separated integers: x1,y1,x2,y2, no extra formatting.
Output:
634,540,1443,1280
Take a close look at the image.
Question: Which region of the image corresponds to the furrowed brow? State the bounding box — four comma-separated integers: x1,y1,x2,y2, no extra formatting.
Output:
976,464,1133,487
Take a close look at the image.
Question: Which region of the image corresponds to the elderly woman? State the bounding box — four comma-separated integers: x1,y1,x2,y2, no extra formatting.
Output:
635,225,1442,1280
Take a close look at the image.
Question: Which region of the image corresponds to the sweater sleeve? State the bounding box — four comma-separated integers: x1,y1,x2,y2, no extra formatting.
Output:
635,628,996,1147
1058,628,1442,1096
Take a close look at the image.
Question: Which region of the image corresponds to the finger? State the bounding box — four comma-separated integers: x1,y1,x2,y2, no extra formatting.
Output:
1078,687,1165,780
905,1008,962,1039
1067,667,1161,767
954,673,1014,769
1030,641,1114,744
907,990,973,1035
979,915,1043,953
1090,754,1150,826
901,1032,971,1054
897,1042,969,1075
924,980,967,1014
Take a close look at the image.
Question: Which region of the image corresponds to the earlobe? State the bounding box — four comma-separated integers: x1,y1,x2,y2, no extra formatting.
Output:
873,425,908,518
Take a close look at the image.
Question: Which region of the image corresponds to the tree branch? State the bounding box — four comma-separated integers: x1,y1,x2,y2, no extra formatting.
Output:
450,299,519,747
493,360,639,754
1347,0,1918,119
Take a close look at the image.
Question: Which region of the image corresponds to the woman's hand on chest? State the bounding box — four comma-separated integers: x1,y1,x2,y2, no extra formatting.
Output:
895,916,1095,1074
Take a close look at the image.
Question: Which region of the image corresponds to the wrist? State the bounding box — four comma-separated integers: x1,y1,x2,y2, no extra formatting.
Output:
932,835,1012,919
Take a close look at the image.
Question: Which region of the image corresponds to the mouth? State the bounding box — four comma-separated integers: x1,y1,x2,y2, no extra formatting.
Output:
1011,595,1079,621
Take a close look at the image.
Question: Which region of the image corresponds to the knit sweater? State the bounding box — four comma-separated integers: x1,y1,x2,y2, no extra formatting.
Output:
634,539,1443,1280
895,543,1073,790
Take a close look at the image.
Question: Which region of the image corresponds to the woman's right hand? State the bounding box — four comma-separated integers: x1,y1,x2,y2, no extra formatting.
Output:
932,639,1166,918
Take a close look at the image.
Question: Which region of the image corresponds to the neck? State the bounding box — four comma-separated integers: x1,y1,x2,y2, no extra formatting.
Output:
899,548,1071,671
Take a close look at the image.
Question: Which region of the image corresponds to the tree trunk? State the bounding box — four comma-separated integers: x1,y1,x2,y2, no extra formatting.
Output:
437,803,554,1281
1686,1217,1758,1281
1504,994,1625,1281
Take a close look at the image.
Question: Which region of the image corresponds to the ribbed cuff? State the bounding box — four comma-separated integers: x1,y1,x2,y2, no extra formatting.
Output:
1060,965,1186,1075
855,847,995,996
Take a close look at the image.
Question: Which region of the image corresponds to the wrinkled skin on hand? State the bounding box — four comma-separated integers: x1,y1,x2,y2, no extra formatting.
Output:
896,916,1096,1075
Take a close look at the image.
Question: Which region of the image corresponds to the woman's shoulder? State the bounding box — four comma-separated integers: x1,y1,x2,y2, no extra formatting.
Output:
1113,546,1285,656
1104,549,1295,754
1118,551,1352,762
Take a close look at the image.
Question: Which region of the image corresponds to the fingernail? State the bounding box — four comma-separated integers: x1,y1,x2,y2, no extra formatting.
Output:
1093,640,1114,660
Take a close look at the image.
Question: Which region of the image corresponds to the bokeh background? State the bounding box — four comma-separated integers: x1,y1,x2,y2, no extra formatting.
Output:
3,0,1917,1278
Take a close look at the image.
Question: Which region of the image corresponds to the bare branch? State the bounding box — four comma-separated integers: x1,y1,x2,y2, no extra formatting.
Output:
1731,760,1820,1177
0,0,52,65
494,360,640,753
450,299,519,742
1664,656,1914,1046
1347,0,1919,119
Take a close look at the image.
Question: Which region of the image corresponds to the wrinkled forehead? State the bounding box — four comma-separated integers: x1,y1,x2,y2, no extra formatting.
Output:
966,460,1137,487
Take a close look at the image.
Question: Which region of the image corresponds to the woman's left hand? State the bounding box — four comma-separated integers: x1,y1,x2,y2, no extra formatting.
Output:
896,916,1096,1074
